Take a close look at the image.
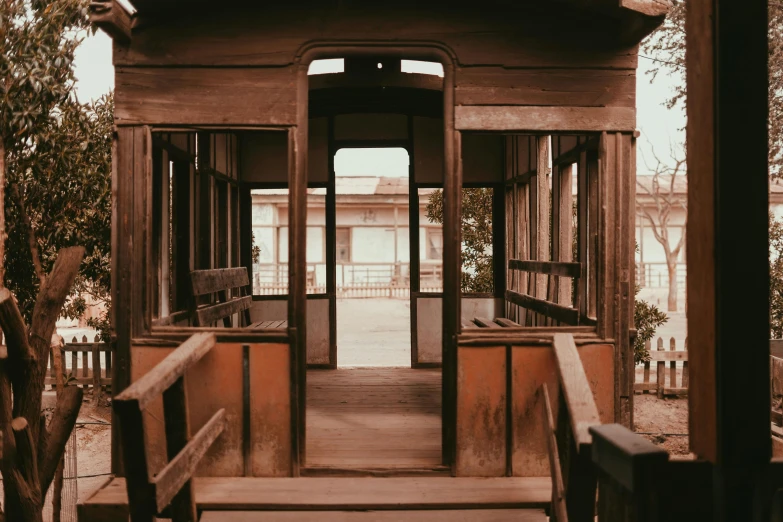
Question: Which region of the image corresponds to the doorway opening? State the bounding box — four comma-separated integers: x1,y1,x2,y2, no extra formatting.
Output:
304,55,446,472
334,147,412,367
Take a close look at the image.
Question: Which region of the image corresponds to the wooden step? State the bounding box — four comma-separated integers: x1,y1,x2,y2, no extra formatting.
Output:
79,477,551,520
202,509,548,521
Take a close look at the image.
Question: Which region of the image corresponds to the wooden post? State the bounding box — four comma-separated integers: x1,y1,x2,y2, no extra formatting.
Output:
686,0,770,518
643,339,651,394
559,163,574,307
656,338,665,399
536,136,551,326
669,337,677,391
682,338,689,389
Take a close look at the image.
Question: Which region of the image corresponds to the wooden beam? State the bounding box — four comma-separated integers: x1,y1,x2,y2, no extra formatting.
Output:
89,0,134,44
505,290,579,326
454,107,636,132
540,384,568,522
114,333,215,410
535,137,551,326
686,0,770,517
508,259,581,279
558,163,574,306
153,409,226,513
194,296,252,326
589,423,668,493
552,333,601,451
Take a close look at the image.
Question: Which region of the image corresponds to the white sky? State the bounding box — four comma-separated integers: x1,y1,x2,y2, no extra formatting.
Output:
73,33,685,174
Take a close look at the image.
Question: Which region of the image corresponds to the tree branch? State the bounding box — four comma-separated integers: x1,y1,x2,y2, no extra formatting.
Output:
15,247,84,449
39,385,82,495
9,183,44,285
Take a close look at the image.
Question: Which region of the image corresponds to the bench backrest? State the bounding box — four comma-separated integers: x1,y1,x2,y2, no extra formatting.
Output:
190,268,252,327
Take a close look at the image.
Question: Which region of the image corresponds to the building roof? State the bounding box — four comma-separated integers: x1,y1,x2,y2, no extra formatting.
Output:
636,174,783,201
253,177,438,197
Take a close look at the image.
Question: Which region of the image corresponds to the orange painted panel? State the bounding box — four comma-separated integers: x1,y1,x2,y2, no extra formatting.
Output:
131,342,293,478
456,346,507,477
510,343,614,477
249,343,291,476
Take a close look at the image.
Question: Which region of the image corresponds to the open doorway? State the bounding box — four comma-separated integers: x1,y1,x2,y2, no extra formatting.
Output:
304,56,445,472
334,147,411,367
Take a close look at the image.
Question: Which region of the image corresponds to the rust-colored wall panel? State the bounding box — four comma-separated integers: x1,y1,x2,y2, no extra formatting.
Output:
131,342,292,478
510,343,614,477
510,346,558,477
249,343,292,476
456,346,506,477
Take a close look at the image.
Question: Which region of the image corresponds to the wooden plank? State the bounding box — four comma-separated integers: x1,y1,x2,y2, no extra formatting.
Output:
474,317,502,328
455,107,636,132
505,290,579,326
648,351,688,362
456,347,507,476
456,68,635,107
633,382,657,392
115,67,297,126
191,268,249,296
589,423,669,492
201,509,548,522
162,376,197,522
89,0,133,43
82,476,552,511
494,318,520,327
153,408,227,513
656,338,665,399
306,369,440,470
669,337,678,389
552,333,601,450
112,8,639,69
115,333,215,410
558,163,574,307
535,137,551,327
195,296,252,326
540,384,567,522
509,259,581,278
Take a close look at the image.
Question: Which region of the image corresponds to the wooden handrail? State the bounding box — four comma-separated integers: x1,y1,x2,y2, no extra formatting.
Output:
505,290,580,326
115,332,215,410
540,383,568,522
508,259,582,278
152,408,226,512
114,332,226,522
589,424,668,493
552,333,601,451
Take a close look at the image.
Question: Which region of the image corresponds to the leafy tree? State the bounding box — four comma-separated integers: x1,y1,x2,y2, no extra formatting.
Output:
641,1,783,177
0,1,112,520
634,283,669,364
770,213,783,338
426,188,494,293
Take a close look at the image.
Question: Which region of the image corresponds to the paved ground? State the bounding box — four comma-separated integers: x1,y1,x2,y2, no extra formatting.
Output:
337,298,412,367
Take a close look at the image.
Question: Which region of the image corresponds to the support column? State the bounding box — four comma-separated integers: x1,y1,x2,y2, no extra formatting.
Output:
686,0,770,519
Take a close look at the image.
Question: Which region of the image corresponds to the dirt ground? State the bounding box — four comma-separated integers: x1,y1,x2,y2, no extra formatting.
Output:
633,394,691,456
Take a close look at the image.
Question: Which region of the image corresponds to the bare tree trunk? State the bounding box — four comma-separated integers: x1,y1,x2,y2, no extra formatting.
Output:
667,257,679,312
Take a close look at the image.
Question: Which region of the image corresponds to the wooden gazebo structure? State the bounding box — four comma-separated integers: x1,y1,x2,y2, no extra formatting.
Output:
78,0,780,520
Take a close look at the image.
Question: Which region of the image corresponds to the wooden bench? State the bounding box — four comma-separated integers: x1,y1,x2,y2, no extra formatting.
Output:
190,268,254,327
190,268,288,329
461,317,521,329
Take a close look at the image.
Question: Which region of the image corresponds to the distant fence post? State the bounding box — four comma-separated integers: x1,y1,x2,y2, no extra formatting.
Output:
656,337,665,398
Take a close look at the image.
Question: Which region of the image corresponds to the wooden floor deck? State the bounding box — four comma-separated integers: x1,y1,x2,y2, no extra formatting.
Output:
81,476,551,520
306,368,442,470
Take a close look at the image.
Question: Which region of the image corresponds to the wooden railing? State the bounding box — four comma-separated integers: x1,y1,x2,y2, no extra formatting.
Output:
114,333,226,522
540,333,602,522
506,259,583,326
634,337,688,397
46,336,111,392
